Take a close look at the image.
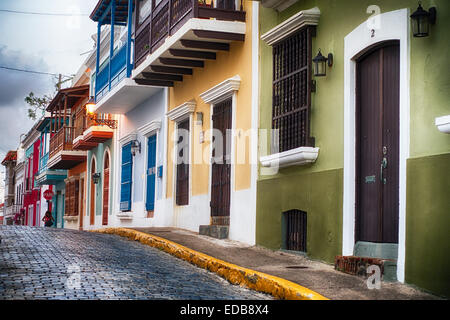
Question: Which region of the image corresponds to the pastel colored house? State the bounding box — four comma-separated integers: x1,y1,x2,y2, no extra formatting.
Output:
88,0,167,228
1,151,18,225
21,125,41,227
256,0,450,297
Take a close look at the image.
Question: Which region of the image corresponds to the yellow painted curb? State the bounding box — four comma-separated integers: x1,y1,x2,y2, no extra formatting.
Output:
91,227,329,300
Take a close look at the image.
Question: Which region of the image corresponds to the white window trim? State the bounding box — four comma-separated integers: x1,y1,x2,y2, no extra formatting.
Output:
199,75,241,105
435,115,450,134
166,100,196,122
260,147,319,168
169,102,195,207
261,7,320,46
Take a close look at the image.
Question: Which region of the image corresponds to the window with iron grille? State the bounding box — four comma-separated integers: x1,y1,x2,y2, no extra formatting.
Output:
272,27,315,153
283,209,307,252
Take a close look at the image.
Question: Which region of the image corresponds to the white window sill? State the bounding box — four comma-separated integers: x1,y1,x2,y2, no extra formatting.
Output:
260,147,319,168
116,213,133,220
435,115,450,134
63,216,78,222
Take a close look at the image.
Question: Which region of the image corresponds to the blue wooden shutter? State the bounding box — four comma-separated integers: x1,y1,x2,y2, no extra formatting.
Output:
146,135,157,211
120,143,132,211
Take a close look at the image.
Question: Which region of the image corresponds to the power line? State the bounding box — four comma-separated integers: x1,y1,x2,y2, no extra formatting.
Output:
0,66,72,78
0,9,89,17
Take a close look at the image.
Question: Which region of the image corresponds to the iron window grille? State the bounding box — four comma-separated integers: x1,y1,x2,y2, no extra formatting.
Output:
272,27,315,153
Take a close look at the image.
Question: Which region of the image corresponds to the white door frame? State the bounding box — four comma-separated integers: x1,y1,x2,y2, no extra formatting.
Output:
342,9,410,282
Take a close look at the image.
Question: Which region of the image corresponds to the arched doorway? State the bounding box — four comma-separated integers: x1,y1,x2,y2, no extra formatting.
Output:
102,151,110,225
90,157,96,226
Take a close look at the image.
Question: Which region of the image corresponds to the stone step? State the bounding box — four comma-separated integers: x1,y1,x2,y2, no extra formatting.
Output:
334,255,397,282
199,225,229,240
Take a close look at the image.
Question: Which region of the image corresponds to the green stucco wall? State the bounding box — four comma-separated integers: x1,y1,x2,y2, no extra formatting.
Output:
256,169,343,263
87,139,114,218
257,0,450,295
405,153,450,297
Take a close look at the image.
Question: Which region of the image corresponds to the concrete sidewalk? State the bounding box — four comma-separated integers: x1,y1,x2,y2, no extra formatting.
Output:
133,227,439,300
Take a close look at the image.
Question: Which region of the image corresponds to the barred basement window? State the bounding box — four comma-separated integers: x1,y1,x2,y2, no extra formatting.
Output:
272,27,315,153
283,209,307,252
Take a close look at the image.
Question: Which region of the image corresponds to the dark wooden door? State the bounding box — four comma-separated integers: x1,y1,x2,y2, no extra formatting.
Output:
356,41,400,244
90,159,96,226
79,178,84,230
210,98,232,226
102,153,109,226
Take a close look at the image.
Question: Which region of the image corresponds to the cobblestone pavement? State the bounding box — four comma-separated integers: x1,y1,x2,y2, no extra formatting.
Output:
0,226,271,300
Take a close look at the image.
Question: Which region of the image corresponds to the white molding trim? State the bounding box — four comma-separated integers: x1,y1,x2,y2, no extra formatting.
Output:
260,0,299,12
261,7,320,46
119,132,137,145
343,9,410,283
63,216,79,222
138,120,162,137
435,115,450,134
166,100,196,122
199,75,241,105
116,213,133,220
260,147,319,168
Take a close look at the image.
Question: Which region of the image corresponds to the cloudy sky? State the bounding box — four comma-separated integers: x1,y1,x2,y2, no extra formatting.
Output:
0,0,98,187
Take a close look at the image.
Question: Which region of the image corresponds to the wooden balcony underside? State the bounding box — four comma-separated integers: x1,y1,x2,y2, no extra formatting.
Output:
48,152,86,170
133,0,246,87
73,139,98,151
84,130,114,144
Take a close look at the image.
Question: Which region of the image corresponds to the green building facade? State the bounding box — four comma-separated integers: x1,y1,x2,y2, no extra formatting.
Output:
256,0,450,297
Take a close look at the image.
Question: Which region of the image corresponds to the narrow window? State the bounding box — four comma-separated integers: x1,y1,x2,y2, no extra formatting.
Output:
120,143,133,211
272,28,315,153
176,119,190,206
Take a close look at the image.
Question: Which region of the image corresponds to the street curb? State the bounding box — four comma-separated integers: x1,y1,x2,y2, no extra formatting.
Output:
92,227,329,300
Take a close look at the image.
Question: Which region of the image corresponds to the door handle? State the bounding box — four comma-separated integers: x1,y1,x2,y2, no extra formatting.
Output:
380,157,387,184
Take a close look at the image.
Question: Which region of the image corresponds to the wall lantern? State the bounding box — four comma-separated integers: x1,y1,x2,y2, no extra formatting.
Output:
312,49,333,77
92,173,101,184
131,139,141,156
86,98,96,115
410,2,437,38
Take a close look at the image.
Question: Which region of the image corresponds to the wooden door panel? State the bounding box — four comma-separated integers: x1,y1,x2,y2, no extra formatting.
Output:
103,169,109,225
381,44,400,243
356,42,400,243
357,48,382,242
211,99,232,224
146,135,157,211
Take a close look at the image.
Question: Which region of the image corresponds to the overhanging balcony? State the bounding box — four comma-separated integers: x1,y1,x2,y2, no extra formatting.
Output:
73,112,116,151
132,0,246,86
48,126,87,170
35,152,67,185
95,42,128,102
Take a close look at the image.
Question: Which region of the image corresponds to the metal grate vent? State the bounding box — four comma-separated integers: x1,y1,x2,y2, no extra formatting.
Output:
284,209,307,252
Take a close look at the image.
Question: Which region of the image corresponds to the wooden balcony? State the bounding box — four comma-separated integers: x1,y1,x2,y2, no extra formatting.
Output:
48,126,86,170
133,0,246,86
72,110,116,151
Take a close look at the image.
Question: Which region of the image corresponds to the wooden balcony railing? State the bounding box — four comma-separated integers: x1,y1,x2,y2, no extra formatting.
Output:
49,126,76,158
134,0,245,67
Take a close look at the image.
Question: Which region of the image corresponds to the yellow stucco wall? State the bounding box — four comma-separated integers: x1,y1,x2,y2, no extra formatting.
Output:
167,1,254,198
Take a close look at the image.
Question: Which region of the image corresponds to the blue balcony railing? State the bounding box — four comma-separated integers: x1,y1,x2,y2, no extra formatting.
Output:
39,152,49,175
95,42,128,102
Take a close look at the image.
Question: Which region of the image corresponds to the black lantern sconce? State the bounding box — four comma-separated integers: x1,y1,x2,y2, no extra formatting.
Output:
313,49,333,77
410,2,437,38
131,139,141,157
92,173,101,184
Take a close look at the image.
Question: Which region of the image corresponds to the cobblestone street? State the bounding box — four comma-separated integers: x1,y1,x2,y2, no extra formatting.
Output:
0,226,270,300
